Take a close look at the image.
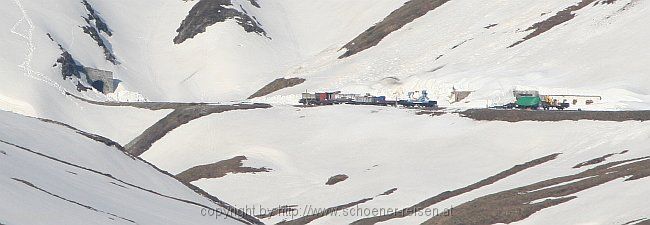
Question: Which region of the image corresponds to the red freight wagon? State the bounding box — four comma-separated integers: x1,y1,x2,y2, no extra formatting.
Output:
317,93,328,101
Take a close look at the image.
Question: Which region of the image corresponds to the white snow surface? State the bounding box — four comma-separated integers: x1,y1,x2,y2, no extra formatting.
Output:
144,105,650,224
1,0,647,108
1,0,650,224
0,110,250,225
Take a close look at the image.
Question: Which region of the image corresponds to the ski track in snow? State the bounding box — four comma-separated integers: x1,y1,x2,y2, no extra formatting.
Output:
11,0,61,90
10,0,84,110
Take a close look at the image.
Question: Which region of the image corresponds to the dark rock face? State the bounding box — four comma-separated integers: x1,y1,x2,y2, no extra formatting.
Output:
81,0,112,36
339,0,452,59
174,0,267,44
76,81,92,92
248,77,306,99
509,0,618,47
81,0,117,64
56,51,85,80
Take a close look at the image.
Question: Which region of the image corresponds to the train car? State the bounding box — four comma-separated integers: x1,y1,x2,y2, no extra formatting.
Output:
397,90,437,108
300,92,339,105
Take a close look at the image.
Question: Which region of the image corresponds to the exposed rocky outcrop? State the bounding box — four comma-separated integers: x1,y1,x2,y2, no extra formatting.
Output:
339,0,452,58
174,0,267,44
80,0,117,64
248,77,306,99
75,81,92,92
81,0,112,36
176,156,271,183
325,174,349,185
248,0,260,8
509,0,618,47
56,51,85,80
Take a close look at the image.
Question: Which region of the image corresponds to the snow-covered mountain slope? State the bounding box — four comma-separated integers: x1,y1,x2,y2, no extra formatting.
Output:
0,110,259,225
142,105,650,225
255,0,650,110
1,0,406,109
2,0,650,225
2,0,648,109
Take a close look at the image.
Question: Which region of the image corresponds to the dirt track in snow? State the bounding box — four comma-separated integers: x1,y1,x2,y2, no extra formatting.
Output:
459,109,650,122
66,92,271,156
124,103,271,156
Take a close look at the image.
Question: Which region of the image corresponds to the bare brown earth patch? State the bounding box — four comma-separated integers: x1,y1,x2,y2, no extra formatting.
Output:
339,0,452,58
176,156,270,183
459,109,650,122
350,153,560,225
248,77,306,99
573,150,628,168
325,174,349,185
422,155,650,225
510,0,617,47
276,188,398,225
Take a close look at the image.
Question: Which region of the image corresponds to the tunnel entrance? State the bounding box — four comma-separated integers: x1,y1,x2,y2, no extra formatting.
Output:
91,80,105,93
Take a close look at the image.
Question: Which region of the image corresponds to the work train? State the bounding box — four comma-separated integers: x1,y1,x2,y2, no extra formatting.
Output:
299,91,437,108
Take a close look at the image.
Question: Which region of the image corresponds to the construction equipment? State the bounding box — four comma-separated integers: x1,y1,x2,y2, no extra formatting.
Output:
541,95,570,110
398,90,437,108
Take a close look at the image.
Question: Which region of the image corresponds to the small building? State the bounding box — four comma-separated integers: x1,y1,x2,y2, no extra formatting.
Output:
83,67,116,94
451,87,473,103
